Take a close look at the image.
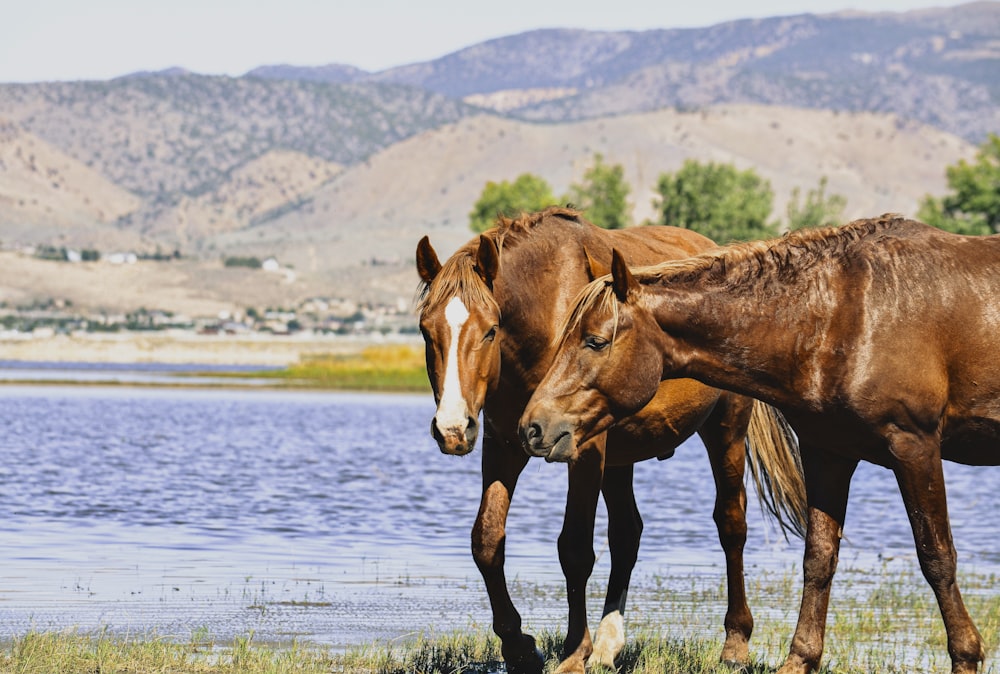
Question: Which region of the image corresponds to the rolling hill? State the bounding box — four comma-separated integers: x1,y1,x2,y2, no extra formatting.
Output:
0,2,993,318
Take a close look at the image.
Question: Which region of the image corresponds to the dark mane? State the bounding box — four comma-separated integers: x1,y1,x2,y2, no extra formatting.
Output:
565,214,912,336
636,214,910,290
417,206,584,316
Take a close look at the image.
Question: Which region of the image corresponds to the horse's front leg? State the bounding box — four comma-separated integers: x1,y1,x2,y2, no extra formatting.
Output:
890,430,983,674
777,447,858,674
473,433,541,674
698,394,757,665
587,463,642,669
555,438,606,674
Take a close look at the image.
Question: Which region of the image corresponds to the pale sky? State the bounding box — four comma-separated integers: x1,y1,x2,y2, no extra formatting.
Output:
0,0,978,83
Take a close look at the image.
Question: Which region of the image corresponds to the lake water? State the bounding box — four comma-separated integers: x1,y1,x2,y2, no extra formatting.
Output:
0,383,998,651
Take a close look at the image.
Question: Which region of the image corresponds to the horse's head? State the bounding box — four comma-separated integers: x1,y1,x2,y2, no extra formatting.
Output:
519,249,667,462
416,234,502,456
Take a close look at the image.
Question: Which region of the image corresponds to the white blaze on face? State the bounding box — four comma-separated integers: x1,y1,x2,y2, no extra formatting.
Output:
436,296,470,431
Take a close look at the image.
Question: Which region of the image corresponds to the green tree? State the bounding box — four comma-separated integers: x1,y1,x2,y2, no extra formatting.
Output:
468,173,556,232
651,160,778,243
564,153,631,229
786,176,848,230
918,133,1000,235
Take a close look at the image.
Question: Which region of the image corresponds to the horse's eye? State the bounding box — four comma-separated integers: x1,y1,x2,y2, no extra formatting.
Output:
584,335,609,351
484,326,498,342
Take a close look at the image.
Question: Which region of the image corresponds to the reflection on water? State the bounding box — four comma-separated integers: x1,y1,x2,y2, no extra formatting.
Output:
0,383,996,649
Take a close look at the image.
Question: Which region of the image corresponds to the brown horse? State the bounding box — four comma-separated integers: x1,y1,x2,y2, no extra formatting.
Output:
520,214,1000,673
416,207,806,673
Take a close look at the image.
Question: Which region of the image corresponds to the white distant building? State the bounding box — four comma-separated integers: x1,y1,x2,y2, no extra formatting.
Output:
262,257,280,272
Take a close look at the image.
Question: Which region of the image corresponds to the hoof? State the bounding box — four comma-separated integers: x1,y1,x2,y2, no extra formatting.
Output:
720,632,749,668
721,660,749,673
775,655,813,674
503,634,545,674
951,664,980,674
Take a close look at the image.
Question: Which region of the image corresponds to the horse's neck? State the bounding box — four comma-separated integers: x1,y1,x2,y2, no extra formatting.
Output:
495,244,584,387
647,277,810,411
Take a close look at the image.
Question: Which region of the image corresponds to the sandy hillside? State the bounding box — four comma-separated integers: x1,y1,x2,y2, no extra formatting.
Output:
140,150,343,249
0,119,145,248
215,104,975,294
0,104,978,312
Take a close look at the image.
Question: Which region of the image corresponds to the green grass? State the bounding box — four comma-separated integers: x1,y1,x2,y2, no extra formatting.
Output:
0,629,339,673
251,344,430,392
0,344,433,392
4,565,997,673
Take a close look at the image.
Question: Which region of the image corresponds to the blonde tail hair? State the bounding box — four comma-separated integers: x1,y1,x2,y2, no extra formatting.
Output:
745,400,807,539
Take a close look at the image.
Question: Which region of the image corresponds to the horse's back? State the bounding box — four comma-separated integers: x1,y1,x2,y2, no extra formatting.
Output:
862,222,1000,342
602,225,717,266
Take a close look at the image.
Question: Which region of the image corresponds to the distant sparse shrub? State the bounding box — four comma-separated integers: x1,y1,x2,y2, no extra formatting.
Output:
34,245,67,262
139,248,181,261
27,245,102,264
223,256,262,269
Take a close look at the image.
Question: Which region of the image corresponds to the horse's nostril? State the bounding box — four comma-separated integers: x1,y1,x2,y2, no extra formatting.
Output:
523,422,542,444
431,417,445,442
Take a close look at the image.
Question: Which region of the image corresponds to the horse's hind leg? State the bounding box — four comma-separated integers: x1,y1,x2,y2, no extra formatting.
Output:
698,393,755,666
554,438,606,674
890,431,983,674
591,463,643,669
777,447,857,674
474,434,542,674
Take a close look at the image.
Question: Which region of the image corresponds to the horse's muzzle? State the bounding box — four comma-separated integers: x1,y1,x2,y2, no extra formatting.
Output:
431,415,478,456
519,418,575,463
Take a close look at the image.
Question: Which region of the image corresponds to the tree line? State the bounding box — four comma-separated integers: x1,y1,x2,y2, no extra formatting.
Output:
469,133,1000,242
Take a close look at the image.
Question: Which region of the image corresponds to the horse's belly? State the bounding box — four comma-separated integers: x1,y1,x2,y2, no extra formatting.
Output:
942,416,1000,466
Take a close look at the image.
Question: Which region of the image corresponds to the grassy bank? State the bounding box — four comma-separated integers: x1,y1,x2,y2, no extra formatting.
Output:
4,565,997,673
250,344,430,392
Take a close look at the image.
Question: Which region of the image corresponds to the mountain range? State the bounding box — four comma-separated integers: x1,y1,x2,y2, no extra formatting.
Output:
0,2,995,316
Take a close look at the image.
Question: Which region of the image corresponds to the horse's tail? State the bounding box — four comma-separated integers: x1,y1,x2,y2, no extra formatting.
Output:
745,400,807,539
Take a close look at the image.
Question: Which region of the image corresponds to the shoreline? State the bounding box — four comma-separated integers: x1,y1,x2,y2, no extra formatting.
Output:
0,331,421,367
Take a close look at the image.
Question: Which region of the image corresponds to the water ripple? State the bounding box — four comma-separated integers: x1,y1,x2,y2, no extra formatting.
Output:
0,384,996,648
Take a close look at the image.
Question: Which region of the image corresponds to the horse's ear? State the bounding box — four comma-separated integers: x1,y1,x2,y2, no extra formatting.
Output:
476,235,500,289
610,249,638,303
416,235,442,283
584,247,610,281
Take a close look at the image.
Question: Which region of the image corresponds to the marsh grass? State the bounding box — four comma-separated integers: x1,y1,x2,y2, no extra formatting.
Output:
254,344,429,392
0,629,340,674
5,566,997,673
352,563,1000,673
